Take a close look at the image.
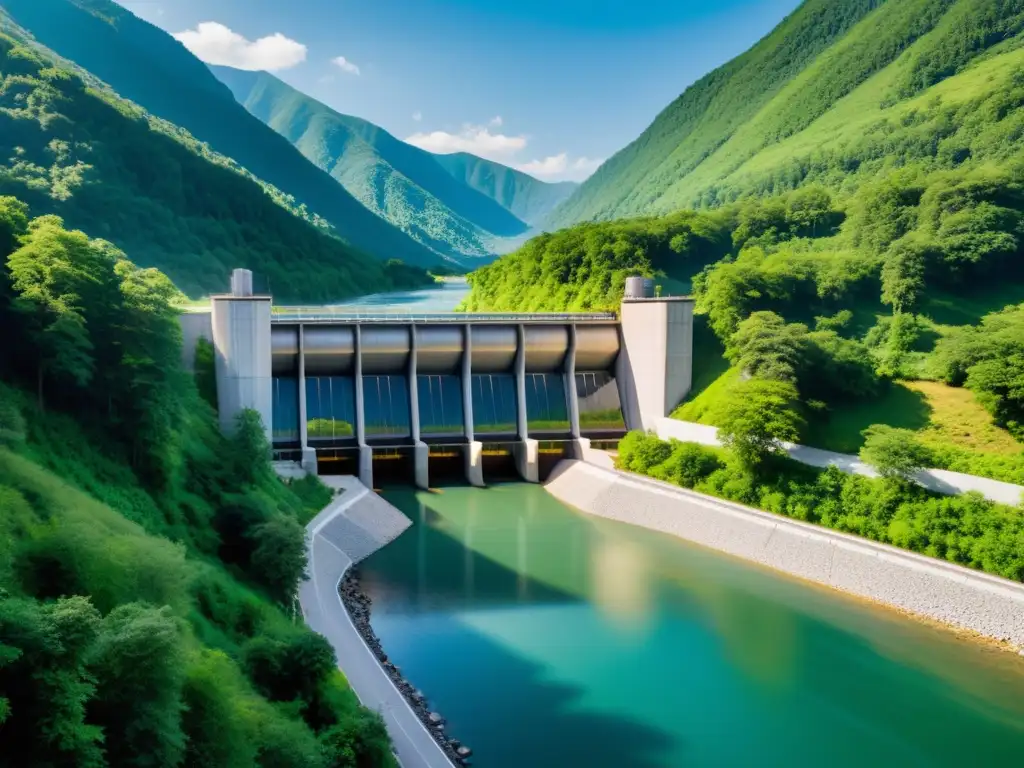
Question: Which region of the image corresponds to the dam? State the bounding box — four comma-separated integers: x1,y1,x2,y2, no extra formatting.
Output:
182,270,694,487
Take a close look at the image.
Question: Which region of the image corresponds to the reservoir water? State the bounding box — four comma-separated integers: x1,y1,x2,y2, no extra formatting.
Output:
334,277,470,312
360,484,1024,768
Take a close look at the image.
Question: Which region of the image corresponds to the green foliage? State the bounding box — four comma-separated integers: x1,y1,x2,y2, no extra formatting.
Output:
0,195,391,765
0,26,430,300
931,303,1024,436
463,209,731,311
618,433,1024,581
87,603,188,768
859,424,935,481
320,709,393,768
0,595,104,767
726,311,806,383
194,337,217,409
243,630,336,705
716,378,804,467
249,516,307,605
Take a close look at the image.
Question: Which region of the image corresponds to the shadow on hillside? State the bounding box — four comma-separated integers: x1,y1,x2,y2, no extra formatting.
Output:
802,382,932,454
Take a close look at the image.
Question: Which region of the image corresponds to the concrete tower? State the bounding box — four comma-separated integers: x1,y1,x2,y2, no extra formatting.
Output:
211,269,273,439
616,278,694,432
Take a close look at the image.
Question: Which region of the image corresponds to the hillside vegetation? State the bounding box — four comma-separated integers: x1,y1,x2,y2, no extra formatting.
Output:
0,22,429,301
212,66,534,266
551,0,1024,224
1,0,441,269
0,196,395,766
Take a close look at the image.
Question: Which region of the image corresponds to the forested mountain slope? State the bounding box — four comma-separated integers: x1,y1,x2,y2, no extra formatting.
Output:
212,66,527,265
0,19,427,300
432,152,577,228
550,0,1024,226
0,198,394,766
1,0,441,269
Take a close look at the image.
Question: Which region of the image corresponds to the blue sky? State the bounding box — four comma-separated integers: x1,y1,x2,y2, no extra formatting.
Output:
116,0,801,181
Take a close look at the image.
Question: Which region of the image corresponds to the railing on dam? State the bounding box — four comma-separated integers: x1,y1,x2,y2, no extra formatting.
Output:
270,308,618,324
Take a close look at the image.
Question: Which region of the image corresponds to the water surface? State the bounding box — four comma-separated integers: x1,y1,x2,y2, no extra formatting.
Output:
333,278,470,312
360,484,1024,768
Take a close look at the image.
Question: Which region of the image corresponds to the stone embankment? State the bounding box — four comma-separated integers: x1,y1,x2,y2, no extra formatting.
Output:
300,476,468,768
545,460,1024,648
340,570,473,765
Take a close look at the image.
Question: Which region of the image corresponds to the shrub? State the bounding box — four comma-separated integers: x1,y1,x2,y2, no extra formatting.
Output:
859,425,935,482
716,379,804,468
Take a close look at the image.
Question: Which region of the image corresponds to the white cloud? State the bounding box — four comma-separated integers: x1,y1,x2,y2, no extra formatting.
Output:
173,22,306,71
517,153,604,182
331,56,361,75
405,117,600,182
405,123,527,159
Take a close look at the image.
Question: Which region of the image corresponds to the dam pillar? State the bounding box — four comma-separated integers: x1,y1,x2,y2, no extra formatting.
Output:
297,324,317,475
617,287,695,432
514,324,539,483
211,268,273,440
461,324,484,487
409,327,430,489
354,325,373,488
566,324,587,460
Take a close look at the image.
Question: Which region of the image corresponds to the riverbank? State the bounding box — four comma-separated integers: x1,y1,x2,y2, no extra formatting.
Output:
297,478,460,768
545,460,1024,648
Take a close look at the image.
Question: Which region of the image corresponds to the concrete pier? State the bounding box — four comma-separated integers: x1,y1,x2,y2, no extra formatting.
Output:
210,269,273,438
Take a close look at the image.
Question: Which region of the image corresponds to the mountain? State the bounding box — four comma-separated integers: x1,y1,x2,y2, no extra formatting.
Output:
210,67,576,264
211,66,529,266
550,0,1024,227
432,153,577,228
0,16,428,300
0,0,441,268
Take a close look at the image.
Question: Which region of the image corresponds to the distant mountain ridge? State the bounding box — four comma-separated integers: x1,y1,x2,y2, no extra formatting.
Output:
1,0,442,268
432,153,577,228
211,66,576,265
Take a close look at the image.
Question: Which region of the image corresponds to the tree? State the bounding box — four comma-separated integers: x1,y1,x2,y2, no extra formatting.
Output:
726,311,807,383
880,238,927,313
320,709,392,768
87,603,188,768
243,630,336,704
717,379,804,468
859,425,934,482
233,408,272,486
0,596,104,767
249,516,308,605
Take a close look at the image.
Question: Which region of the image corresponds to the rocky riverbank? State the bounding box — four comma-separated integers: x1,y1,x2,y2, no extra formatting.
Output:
340,569,474,766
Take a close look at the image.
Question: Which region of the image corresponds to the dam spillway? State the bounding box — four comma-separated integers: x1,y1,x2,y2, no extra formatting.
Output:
185,270,695,487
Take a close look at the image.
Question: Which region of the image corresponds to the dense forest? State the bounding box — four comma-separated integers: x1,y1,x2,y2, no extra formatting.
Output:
0,23,432,301
0,196,394,766
212,66,530,266
551,0,1024,225
1,0,443,270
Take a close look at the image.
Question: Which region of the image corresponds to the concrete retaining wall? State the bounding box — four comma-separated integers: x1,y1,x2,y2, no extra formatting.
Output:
545,460,1024,647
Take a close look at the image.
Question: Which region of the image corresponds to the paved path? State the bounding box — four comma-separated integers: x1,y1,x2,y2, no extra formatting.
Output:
298,481,455,768
656,418,1024,506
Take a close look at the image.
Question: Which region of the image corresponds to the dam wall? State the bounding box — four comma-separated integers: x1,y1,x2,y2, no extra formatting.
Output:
545,460,1024,647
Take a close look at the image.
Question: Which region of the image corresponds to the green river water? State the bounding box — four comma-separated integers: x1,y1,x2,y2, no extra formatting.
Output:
360,484,1024,767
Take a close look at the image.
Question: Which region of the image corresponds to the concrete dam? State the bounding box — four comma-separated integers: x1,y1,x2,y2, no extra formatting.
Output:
183,270,695,487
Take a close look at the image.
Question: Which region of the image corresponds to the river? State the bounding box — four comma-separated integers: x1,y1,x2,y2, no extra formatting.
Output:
334,277,471,312
358,484,1024,768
